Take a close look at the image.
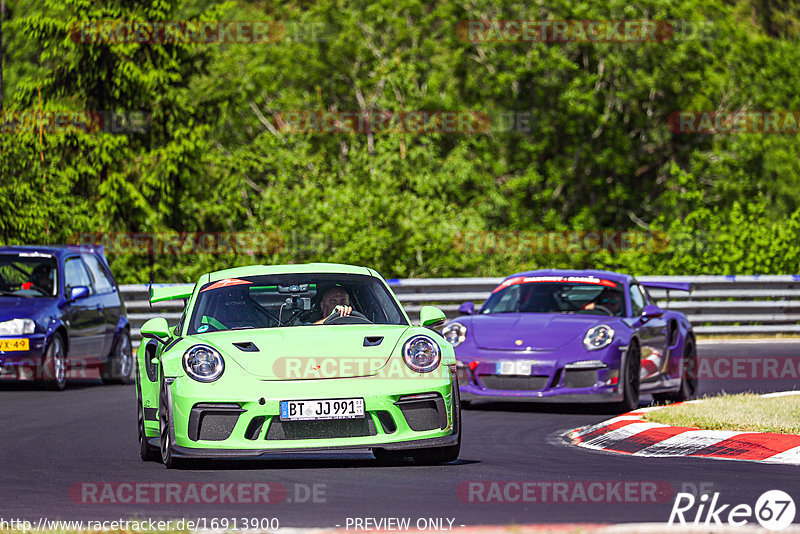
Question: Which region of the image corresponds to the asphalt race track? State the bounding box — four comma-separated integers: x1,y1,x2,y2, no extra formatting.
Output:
2,341,799,528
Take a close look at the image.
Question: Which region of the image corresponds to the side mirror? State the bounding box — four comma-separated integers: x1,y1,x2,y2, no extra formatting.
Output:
420,306,447,329
140,317,172,343
69,286,90,302
458,301,475,315
641,304,665,321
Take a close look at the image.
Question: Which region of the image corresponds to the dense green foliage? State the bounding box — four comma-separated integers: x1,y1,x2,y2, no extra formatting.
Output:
2,0,799,282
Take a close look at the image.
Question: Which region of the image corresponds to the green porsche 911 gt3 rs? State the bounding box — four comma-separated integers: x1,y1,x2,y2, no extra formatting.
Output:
136,263,461,468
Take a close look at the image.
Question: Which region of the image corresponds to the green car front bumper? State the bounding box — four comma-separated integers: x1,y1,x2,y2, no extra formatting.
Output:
148,371,459,458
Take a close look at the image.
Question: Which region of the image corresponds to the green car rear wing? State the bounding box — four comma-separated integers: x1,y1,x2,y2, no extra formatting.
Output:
149,284,195,304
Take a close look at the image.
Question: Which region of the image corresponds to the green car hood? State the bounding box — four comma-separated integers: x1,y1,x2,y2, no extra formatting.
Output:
192,324,411,380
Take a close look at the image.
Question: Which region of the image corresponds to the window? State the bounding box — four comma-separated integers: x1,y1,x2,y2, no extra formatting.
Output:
82,254,114,294
629,284,646,316
64,257,93,294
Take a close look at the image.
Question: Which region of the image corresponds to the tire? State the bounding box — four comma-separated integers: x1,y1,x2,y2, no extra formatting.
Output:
102,331,134,385
39,333,67,391
136,361,159,462
653,336,698,403
611,340,641,413
159,375,185,469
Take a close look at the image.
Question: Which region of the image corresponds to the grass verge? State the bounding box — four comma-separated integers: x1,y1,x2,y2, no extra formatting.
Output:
643,392,800,434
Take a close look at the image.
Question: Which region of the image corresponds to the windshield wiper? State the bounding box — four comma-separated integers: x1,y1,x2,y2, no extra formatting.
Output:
230,326,256,330
0,291,30,298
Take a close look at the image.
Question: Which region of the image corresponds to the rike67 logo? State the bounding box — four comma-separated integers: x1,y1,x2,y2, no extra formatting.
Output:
669,490,796,531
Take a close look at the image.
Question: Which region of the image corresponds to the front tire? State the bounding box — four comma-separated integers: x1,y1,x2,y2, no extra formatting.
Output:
653,336,698,403
159,376,185,469
102,331,134,385
39,334,67,391
611,340,640,413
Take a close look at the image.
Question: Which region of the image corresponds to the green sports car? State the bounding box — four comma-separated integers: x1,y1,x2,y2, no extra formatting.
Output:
136,263,461,468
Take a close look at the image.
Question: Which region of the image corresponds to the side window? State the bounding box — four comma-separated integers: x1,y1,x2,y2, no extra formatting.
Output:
82,254,114,294
64,257,93,294
629,284,646,316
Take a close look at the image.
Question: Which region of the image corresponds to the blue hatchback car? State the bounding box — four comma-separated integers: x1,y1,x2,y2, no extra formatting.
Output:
0,245,131,389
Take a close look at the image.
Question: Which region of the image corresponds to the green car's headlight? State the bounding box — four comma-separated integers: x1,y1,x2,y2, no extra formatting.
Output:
183,345,224,382
402,335,441,373
583,324,615,351
441,322,467,347
0,318,35,335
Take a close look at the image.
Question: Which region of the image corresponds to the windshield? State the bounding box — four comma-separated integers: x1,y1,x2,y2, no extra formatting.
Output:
0,253,58,298
187,273,408,334
481,276,625,317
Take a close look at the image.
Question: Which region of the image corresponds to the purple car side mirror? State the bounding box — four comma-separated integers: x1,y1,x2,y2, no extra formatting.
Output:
458,301,475,315
641,304,664,320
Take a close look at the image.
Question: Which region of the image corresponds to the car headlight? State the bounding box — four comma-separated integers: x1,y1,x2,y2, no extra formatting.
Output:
402,335,442,373
441,322,467,347
0,318,35,335
183,345,224,382
583,324,615,351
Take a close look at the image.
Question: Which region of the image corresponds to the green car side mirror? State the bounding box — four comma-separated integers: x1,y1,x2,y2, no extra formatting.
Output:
420,306,446,329
140,317,171,343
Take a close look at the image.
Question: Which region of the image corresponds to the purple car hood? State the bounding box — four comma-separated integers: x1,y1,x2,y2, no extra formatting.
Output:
469,313,611,351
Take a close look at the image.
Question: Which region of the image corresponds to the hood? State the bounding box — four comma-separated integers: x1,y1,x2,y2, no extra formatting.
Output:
0,297,56,324
468,313,612,351
193,324,410,380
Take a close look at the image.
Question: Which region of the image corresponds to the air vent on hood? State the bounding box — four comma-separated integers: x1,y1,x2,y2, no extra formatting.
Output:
233,341,259,352
363,336,384,347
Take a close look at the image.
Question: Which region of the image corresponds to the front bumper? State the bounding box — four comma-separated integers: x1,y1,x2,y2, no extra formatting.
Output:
0,334,47,374
153,370,458,456
456,345,625,403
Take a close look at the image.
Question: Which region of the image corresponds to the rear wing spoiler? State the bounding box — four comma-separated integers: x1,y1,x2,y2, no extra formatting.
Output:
149,284,195,304
640,281,693,293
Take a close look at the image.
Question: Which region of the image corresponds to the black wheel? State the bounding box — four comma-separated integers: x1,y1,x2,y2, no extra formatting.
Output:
39,333,67,391
611,340,640,413
159,376,185,469
136,362,159,462
653,336,698,403
102,331,134,385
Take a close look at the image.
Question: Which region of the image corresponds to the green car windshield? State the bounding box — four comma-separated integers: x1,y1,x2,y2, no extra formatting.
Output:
187,273,407,334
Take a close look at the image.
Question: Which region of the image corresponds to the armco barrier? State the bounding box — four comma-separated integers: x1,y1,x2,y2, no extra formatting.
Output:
122,275,800,347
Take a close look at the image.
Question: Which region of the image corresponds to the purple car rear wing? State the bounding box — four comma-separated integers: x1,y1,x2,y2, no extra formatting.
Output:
640,281,693,292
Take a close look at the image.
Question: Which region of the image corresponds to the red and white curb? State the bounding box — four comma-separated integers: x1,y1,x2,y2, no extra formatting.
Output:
568,392,800,465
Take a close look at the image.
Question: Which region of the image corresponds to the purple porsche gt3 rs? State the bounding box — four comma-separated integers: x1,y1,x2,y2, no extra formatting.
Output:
441,270,697,412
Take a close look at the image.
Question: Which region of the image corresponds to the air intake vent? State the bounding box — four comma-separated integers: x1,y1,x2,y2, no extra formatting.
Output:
479,375,549,391
233,341,259,352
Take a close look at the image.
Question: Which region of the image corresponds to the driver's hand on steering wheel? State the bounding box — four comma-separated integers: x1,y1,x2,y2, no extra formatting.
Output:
314,305,353,325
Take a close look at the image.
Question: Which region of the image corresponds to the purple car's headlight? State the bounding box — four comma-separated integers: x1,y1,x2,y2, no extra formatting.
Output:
441,322,467,347
583,324,614,351
403,335,441,373
183,345,224,382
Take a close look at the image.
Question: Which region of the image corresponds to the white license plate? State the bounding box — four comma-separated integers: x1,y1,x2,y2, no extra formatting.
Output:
280,398,365,421
496,360,534,376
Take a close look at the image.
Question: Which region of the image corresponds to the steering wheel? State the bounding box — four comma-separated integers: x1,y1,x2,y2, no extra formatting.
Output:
323,309,372,325
591,305,614,315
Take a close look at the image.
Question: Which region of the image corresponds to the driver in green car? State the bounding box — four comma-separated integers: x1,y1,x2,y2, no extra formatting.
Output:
313,286,353,324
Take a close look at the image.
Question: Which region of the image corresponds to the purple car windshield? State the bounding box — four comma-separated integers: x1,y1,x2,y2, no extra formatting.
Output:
480,278,625,317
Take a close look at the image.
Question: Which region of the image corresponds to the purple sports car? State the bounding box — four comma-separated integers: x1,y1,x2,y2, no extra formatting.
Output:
441,270,696,412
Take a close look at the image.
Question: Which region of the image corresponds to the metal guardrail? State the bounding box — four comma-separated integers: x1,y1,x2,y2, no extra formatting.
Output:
122,275,800,346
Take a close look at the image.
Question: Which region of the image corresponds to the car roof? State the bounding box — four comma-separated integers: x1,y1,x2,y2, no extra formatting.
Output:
502,268,633,285
206,262,377,282
0,245,105,258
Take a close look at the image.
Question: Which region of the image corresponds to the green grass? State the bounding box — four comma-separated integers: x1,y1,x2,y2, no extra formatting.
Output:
644,393,800,434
